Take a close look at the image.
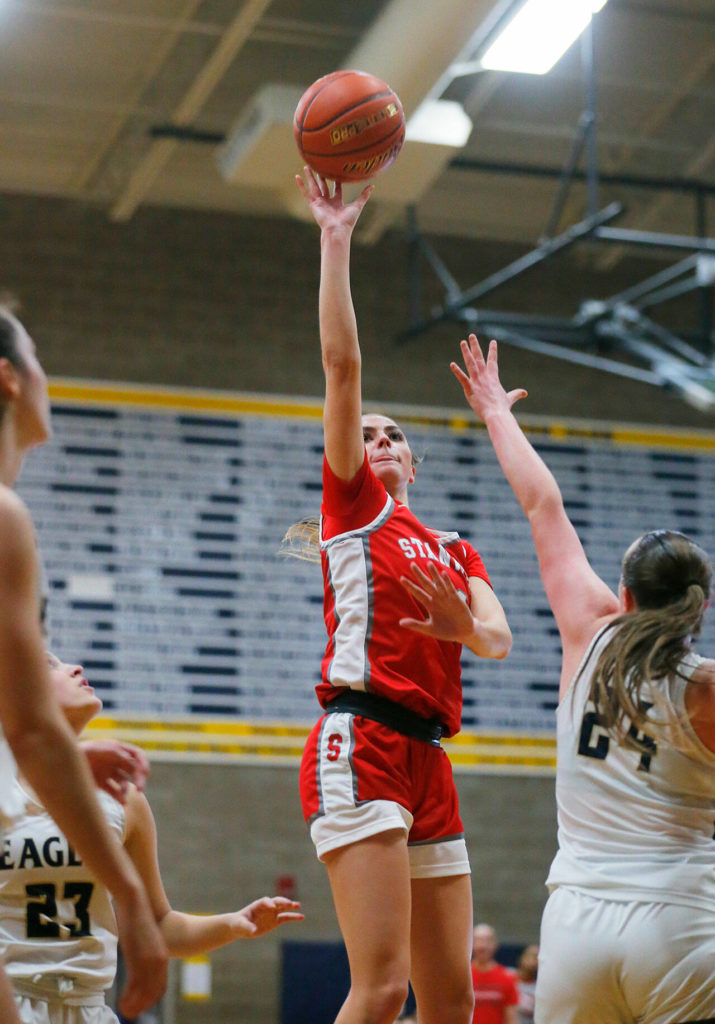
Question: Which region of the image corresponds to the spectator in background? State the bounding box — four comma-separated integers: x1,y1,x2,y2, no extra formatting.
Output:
471,924,518,1024
513,945,538,1024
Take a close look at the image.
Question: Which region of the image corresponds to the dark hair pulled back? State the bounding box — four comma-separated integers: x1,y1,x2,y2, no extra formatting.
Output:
0,305,23,366
0,305,26,426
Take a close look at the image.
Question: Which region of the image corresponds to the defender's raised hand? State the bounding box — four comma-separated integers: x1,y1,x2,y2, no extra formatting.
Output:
451,335,527,423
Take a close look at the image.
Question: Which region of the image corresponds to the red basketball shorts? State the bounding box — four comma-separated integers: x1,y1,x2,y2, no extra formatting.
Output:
300,710,470,877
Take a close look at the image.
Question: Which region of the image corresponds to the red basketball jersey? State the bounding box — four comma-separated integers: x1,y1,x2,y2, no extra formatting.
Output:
317,453,490,737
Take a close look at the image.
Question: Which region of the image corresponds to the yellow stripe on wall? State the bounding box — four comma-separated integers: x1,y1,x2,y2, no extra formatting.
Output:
49,380,323,420
85,715,556,775
48,377,715,451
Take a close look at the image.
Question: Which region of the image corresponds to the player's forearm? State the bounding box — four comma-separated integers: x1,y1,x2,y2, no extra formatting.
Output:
158,910,240,957
319,227,361,371
462,615,512,660
483,408,563,522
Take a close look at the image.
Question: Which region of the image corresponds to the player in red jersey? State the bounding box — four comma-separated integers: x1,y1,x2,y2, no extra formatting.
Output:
291,169,513,1024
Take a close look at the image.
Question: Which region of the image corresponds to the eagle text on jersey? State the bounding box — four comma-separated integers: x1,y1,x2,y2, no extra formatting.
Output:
0,835,82,870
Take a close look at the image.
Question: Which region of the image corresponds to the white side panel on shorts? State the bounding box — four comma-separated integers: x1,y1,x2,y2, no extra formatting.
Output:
317,713,357,814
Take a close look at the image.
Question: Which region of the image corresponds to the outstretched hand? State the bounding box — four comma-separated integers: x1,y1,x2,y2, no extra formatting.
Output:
399,562,475,644
232,897,304,939
450,335,527,423
295,166,373,233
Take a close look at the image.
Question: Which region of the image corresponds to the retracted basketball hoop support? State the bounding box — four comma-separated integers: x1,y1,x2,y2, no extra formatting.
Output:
400,20,715,412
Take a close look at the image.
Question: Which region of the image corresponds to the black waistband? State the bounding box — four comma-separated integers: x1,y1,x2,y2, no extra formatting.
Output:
325,690,445,746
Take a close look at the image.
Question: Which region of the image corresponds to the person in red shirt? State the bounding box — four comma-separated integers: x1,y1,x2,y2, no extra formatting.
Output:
471,924,519,1024
290,169,513,1024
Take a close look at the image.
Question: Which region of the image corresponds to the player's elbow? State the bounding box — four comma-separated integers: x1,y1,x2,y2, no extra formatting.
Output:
4,706,68,774
527,488,563,524
322,349,361,381
6,718,55,770
470,621,512,660
493,626,513,660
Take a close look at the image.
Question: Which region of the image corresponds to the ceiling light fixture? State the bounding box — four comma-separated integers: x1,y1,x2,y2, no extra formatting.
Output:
480,0,609,75
405,99,473,148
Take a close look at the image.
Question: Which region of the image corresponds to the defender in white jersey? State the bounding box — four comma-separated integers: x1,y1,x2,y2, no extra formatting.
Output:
0,305,168,1022
0,652,304,1024
452,335,715,1024
0,780,124,1023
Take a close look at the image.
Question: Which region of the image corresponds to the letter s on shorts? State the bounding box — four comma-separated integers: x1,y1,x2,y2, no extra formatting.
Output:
326,734,343,761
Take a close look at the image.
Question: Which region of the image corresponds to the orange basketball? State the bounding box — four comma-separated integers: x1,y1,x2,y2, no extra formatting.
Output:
293,70,405,183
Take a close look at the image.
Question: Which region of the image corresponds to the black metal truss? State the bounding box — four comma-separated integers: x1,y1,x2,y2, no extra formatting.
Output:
400,20,715,413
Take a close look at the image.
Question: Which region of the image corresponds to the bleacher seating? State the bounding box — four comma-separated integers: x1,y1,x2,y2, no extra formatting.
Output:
17,399,714,735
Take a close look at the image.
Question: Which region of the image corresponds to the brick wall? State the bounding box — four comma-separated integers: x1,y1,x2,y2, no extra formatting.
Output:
2,190,712,426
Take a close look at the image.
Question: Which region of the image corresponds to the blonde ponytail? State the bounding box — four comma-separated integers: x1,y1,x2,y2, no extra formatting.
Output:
589,582,707,750
279,517,321,563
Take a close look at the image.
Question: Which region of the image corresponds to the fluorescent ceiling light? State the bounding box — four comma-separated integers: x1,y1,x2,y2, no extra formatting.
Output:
481,0,609,75
406,99,473,148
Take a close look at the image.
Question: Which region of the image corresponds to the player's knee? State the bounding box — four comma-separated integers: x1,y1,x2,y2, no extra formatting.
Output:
457,978,475,1022
428,978,474,1024
376,978,410,1022
352,977,409,1023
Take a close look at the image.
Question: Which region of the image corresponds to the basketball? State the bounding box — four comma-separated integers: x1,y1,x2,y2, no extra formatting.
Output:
293,70,405,183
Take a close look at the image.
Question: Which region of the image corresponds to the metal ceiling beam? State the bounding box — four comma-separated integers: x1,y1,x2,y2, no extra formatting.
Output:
448,158,715,199
595,44,715,270
398,1,715,410
470,318,715,413
608,306,709,367
403,202,623,338
252,18,358,47
482,325,664,387
593,227,715,254
594,321,715,412
638,274,710,311
597,133,715,272
399,207,714,410
110,0,273,222
7,0,221,35
602,255,699,307
76,0,206,195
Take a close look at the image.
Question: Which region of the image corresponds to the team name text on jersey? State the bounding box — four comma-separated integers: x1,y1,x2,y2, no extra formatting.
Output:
0,835,82,871
397,537,468,581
